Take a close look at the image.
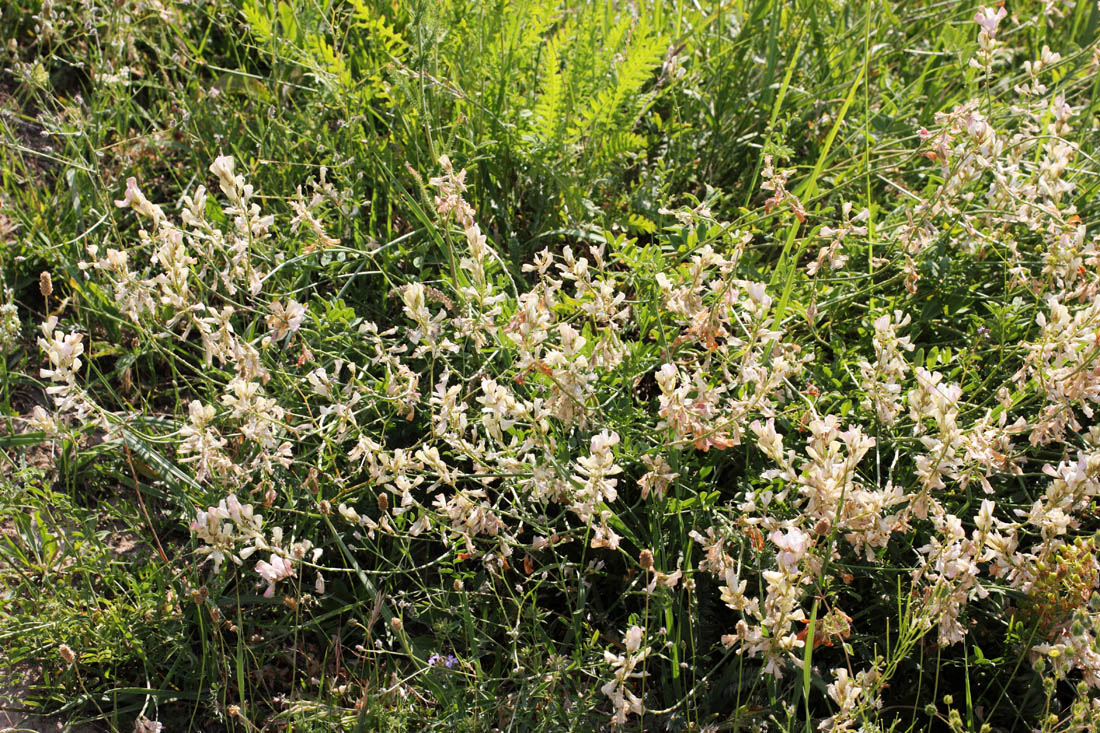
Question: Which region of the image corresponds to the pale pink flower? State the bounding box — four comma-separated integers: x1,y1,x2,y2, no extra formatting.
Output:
255,554,295,598
770,527,811,569
974,5,1007,35
133,716,164,733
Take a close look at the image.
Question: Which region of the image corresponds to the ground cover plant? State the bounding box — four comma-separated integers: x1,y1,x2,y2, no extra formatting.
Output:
2,0,1100,730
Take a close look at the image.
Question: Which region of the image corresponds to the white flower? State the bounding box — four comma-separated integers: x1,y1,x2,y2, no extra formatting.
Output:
267,299,307,339
114,177,165,226
623,624,644,654
602,625,649,724
210,155,243,201
38,319,85,394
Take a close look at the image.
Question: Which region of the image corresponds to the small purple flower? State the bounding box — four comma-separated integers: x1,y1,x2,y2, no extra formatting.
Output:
428,653,459,668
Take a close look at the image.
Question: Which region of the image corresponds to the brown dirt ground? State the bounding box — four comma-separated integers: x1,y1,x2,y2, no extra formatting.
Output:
0,667,103,732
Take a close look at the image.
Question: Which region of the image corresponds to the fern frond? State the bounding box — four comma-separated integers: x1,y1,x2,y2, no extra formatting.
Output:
565,21,665,150
626,213,657,234
532,29,565,145
608,28,666,125
349,0,408,61
241,0,276,45
600,131,646,161
305,32,352,90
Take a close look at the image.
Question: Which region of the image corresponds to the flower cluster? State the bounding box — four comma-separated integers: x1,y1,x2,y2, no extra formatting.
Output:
0,286,20,355
188,494,265,573
37,315,92,419
969,5,1007,72
601,625,649,725
857,311,913,425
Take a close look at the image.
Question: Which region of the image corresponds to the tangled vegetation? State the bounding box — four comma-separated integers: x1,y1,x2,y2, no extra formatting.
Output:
2,0,1100,731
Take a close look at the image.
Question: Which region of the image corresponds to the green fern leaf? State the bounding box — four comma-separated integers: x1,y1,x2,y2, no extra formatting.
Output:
533,30,565,145
241,0,275,45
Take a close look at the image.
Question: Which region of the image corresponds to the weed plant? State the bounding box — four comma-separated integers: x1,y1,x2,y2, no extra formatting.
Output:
2,0,1100,731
